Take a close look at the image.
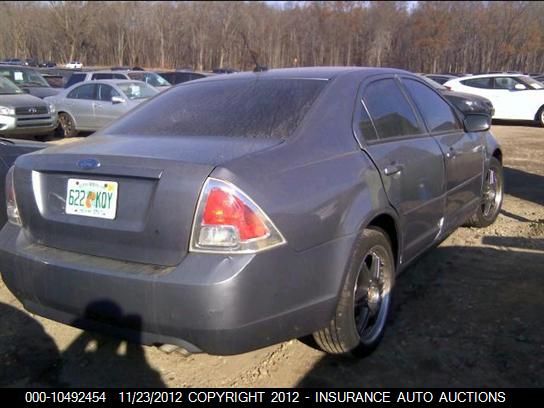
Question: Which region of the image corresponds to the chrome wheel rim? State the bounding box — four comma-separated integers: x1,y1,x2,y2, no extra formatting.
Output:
353,246,392,344
59,114,73,136
482,166,502,220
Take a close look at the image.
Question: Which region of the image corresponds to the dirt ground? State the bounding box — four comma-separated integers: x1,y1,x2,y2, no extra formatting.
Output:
1,124,543,388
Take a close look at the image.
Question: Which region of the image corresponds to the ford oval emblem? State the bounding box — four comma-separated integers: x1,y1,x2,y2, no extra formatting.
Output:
77,158,101,170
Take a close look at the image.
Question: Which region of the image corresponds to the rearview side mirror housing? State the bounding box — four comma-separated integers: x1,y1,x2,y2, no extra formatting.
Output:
463,113,491,133
111,96,125,104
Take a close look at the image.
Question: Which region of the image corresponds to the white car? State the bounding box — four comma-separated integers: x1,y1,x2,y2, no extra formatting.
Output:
444,74,544,126
65,61,83,69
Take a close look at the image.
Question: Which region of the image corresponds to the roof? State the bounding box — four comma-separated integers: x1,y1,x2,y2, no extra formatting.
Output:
196,66,411,82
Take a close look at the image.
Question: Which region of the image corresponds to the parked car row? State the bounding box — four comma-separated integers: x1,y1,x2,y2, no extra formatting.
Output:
0,66,504,360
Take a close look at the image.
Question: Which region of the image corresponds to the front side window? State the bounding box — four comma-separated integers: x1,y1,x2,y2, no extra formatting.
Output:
97,84,120,101
403,79,461,133
106,78,327,138
363,78,423,140
493,77,521,90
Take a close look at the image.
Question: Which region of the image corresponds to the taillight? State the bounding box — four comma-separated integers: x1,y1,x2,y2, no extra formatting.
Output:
190,178,286,253
5,166,21,225
445,86,452,90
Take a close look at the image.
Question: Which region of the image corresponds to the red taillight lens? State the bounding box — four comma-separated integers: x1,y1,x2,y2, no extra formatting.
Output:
445,86,452,90
203,188,268,240
190,178,286,253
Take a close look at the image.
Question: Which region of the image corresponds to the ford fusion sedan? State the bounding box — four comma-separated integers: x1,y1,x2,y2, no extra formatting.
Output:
0,76,58,138
0,67,503,357
45,79,159,137
444,74,544,126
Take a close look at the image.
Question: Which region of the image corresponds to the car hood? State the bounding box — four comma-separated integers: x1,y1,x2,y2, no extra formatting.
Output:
20,86,60,99
442,89,492,104
0,93,48,108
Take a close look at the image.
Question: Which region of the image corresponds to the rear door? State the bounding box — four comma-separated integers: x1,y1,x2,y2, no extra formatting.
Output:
401,77,484,230
356,76,446,263
65,83,98,129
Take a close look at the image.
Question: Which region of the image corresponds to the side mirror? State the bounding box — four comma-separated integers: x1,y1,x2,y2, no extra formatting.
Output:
514,83,526,90
111,96,125,104
463,113,491,132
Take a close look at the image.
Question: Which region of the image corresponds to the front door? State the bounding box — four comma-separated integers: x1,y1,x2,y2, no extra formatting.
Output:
400,77,484,230
359,77,447,264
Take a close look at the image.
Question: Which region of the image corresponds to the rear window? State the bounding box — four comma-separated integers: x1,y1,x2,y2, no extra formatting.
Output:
106,78,327,138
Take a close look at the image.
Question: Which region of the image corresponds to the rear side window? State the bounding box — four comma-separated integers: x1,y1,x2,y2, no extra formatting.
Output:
68,83,96,100
461,78,492,89
65,73,86,88
403,79,461,133
363,79,423,140
92,73,115,80
106,78,327,138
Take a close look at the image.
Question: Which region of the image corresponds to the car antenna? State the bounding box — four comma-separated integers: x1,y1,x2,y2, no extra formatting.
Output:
239,30,268,72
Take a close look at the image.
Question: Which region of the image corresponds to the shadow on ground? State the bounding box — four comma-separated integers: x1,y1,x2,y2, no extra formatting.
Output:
503,167,544,207
297,238,544,387
0,300,165,387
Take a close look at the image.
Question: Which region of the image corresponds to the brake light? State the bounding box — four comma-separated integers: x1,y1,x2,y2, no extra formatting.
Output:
190,178,286,253
5,166,21,225
445,86,452,90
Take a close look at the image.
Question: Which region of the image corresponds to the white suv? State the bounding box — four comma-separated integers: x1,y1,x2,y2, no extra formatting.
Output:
444,74,544,126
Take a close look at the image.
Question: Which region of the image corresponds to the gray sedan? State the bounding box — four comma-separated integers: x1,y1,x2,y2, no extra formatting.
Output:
0,67,503,357
44,79,159,137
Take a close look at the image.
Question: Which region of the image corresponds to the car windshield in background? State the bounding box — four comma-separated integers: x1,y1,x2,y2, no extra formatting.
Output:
117,82,158,100
106,78,327,139
128,72,170,87
0,67,49,87
0,76,23,94
518,75,544,89
419,75,448,91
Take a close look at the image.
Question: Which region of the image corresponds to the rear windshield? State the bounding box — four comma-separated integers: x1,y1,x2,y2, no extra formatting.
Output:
105,78,327,138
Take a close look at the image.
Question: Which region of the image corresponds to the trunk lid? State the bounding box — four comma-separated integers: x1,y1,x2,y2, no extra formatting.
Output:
14,134,280,266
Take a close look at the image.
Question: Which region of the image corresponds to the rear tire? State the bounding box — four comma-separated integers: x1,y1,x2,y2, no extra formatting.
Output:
313,227,395,357
56,112,78,138
537,106,544,127
465,157,503,228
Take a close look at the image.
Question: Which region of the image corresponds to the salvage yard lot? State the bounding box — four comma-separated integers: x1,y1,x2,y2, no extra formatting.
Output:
1,124,543,388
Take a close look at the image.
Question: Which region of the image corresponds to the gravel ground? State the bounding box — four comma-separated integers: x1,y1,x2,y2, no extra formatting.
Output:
1,123,543,388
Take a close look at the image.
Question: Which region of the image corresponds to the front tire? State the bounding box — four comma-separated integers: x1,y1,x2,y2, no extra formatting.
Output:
466,157,503,228
313,227,395,357
55,112,78,138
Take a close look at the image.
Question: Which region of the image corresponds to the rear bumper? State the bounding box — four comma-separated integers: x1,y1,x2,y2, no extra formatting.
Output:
0,223,353,355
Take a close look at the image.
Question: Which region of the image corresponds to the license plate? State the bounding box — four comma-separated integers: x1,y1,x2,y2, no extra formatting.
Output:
65,178,118,220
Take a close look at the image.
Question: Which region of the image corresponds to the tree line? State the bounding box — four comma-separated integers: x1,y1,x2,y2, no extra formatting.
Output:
1,1,543,74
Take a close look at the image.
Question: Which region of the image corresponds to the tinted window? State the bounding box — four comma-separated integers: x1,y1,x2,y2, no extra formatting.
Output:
92,73,115,80
68,84,96,100
493,77,521,90
97,84,120,101
106,79,326,138
363,79,423,139
403,79,461,133
461,78,492,89
358,103,378,142
65,73,86,88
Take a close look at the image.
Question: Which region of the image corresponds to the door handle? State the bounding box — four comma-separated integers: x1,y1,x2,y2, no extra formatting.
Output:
384,163,403,176
445,148,457,159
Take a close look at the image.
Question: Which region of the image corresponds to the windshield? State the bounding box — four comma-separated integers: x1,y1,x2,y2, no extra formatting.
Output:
0,67,50,87
518,76,544,90
105,78,327,139
128,72,170,87
0,76,23,94
117,82,159,100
